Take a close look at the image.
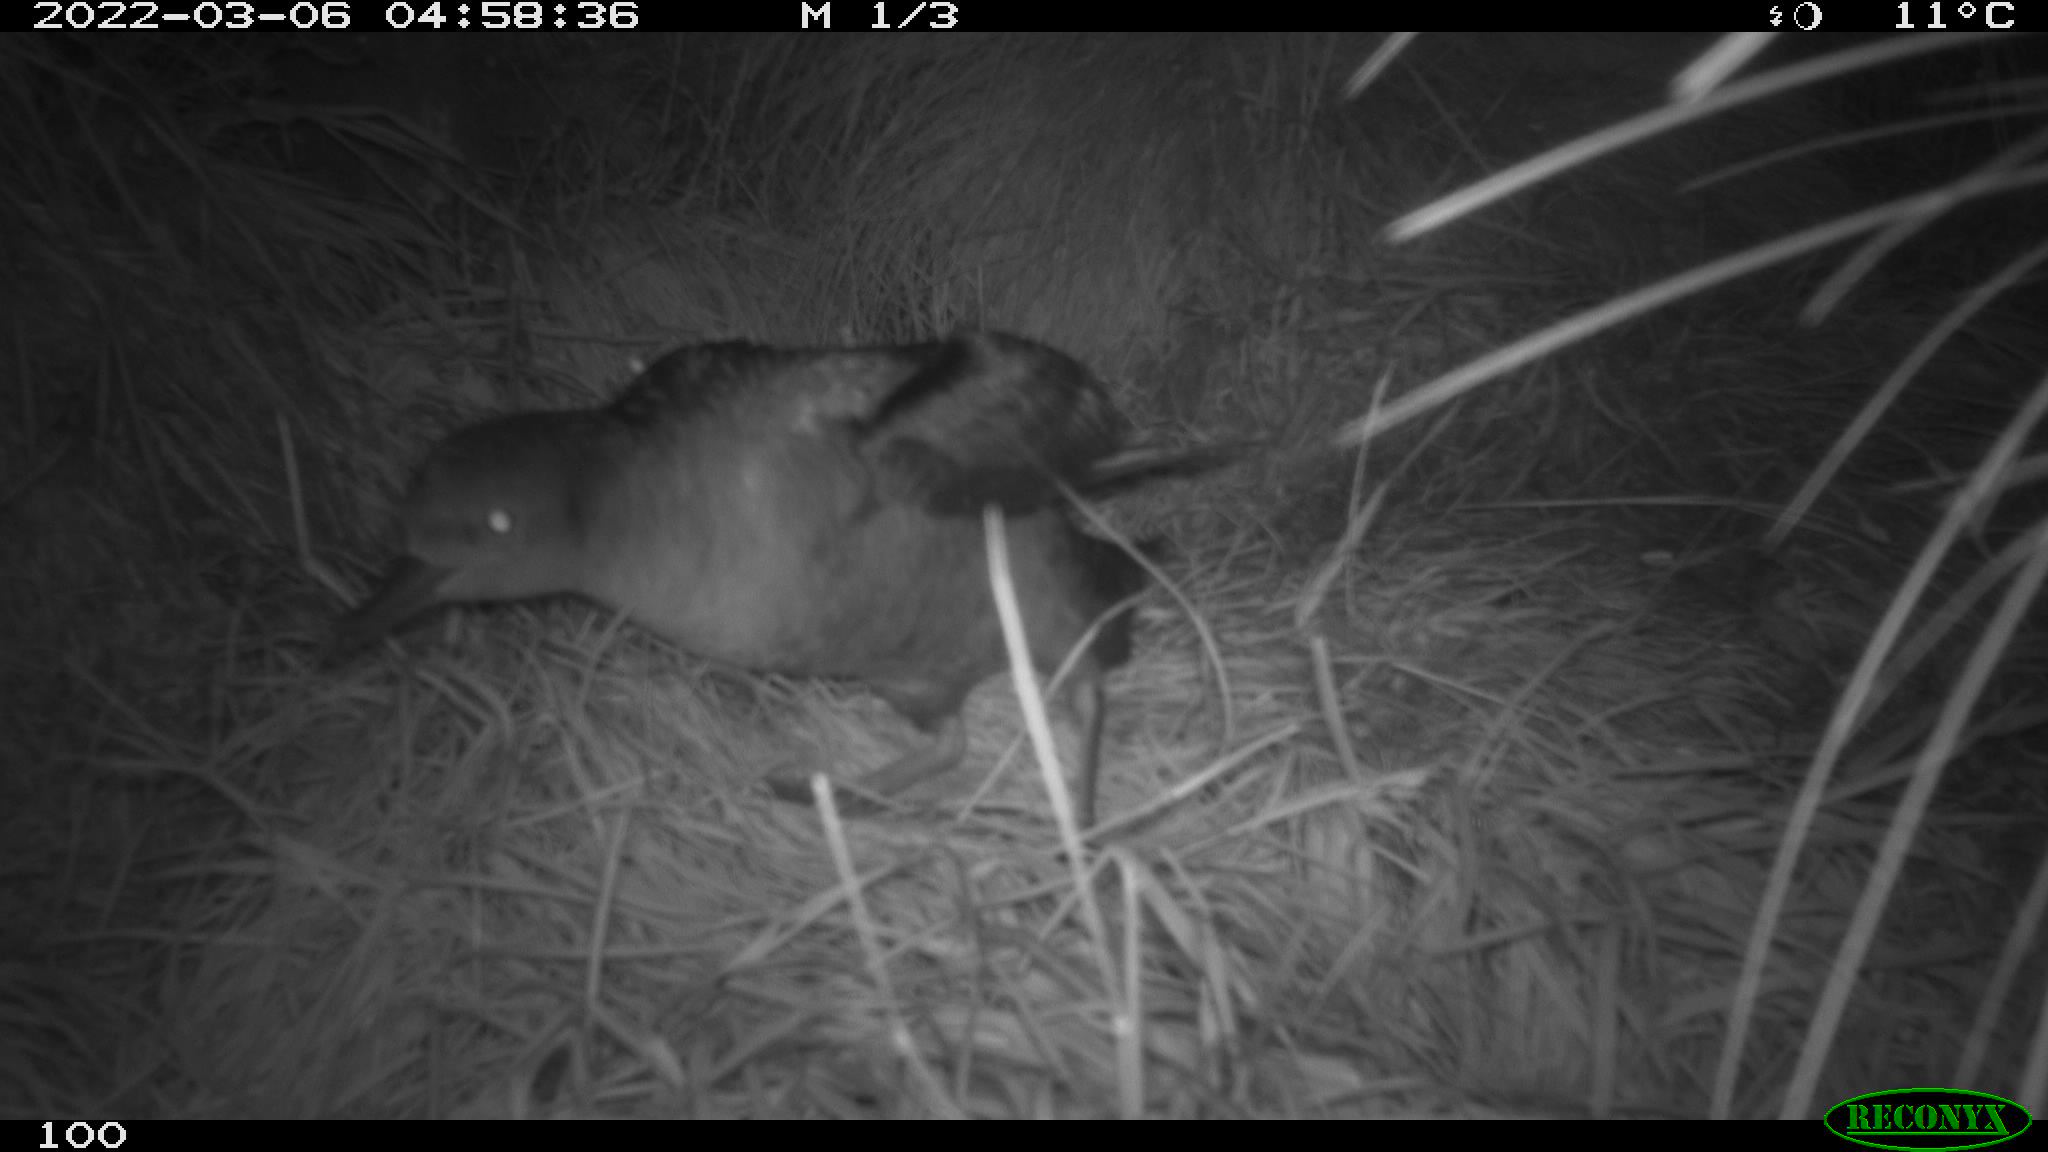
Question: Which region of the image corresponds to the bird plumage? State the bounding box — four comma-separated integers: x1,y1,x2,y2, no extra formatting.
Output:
342,331,1190,824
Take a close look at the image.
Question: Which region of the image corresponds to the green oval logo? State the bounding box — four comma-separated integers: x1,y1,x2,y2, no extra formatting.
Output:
1826,1089,2031,1151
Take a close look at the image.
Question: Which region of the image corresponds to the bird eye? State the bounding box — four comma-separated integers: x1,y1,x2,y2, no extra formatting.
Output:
486,508,514,535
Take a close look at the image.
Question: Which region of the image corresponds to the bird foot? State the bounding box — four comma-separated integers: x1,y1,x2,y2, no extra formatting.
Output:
763,761,897,817
763,716,968,816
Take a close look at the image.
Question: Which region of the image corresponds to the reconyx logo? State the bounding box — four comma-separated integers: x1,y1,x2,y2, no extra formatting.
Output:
1826,1089,2031,1150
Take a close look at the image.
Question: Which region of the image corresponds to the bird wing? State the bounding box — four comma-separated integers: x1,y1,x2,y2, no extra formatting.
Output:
856,332,1127,515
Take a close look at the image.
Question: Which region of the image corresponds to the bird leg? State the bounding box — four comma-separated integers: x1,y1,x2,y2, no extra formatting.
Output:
765,686,1109,830
764,714,967,813
858,713,969,796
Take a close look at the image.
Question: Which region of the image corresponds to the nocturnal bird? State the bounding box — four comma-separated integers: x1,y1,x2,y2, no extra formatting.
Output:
340,331,1209,825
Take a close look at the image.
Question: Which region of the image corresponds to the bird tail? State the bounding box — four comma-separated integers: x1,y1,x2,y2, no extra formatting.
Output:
1076,441,1248,495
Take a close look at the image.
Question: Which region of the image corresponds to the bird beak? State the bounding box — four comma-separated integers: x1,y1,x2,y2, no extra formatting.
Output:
331,555,456,659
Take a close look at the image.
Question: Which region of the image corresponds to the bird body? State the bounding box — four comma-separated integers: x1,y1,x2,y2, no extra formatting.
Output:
344,332,1160,822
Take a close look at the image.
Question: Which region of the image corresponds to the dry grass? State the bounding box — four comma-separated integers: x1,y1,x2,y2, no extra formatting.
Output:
4,31,2044,1118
